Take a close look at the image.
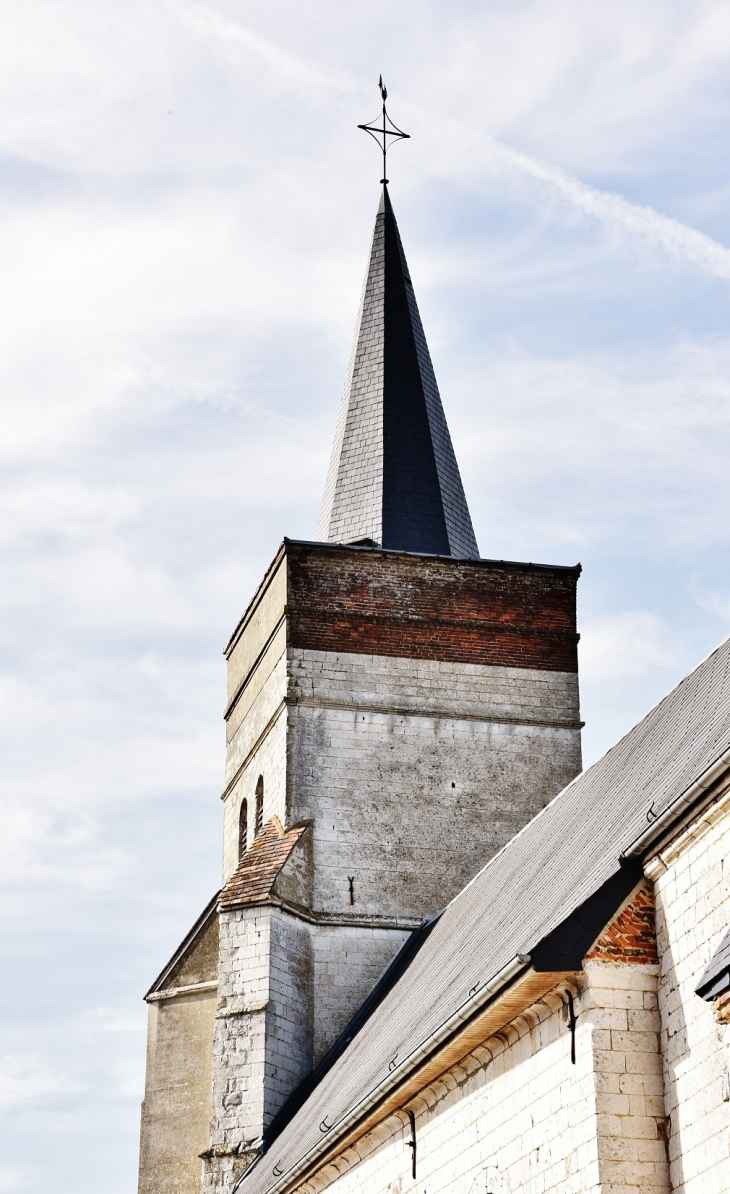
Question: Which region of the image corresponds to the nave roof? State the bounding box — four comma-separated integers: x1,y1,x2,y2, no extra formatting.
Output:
239,633,730,1194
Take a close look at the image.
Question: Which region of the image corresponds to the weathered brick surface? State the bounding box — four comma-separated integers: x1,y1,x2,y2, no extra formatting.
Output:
586,881,658,965
286,543,580,673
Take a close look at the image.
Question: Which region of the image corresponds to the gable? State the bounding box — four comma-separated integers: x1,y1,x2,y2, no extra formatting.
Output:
145,892,219,999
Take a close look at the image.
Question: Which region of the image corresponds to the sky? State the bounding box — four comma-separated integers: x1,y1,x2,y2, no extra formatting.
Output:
3,1,730,1189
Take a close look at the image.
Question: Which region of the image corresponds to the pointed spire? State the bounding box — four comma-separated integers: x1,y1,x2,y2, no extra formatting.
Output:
317,187,479,558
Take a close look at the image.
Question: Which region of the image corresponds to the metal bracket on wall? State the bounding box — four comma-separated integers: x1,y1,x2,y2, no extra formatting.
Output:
406,1109,417,1179
567,991,577,1064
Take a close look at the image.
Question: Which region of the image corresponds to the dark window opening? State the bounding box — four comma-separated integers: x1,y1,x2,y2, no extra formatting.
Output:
255,776,264,837
238,798,248,861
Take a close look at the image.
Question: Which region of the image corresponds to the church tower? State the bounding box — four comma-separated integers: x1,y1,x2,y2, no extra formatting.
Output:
138,183,582,1194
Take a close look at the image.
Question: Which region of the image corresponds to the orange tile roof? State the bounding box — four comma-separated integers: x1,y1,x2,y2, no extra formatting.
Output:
220,817,308,909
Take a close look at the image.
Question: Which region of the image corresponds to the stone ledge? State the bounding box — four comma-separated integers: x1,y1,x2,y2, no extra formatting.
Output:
146,979,218,1003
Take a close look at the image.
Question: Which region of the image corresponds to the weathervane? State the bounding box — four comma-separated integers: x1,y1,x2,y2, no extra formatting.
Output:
358,76,410,184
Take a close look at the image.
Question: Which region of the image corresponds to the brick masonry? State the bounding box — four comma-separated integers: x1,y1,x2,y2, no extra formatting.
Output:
585,880,658,965
286,542,580,673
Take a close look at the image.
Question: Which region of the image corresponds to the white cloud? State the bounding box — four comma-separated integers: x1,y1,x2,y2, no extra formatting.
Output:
690,575,730,620
169,0,353,97
579,612,681,681
0,1057,82,1109
449,338,730,558
0,1171,30,1193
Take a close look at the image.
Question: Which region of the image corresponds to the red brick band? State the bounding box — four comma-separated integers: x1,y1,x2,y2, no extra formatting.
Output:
585,882,658,965
286,543,580,673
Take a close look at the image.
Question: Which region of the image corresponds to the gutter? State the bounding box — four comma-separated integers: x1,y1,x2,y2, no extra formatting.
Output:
234,953,529,1194
620,743,730,862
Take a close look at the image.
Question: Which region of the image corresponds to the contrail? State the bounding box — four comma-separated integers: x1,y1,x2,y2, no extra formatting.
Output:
493,140,730,280
171,0,352,96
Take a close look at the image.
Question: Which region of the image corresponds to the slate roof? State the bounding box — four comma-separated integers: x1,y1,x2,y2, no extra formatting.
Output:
316,186,479,558
696,925,730,1000
239,634,730,1194
220,818,308,909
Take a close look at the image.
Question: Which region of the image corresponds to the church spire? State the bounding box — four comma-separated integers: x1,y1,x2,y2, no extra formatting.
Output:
316,184,479,557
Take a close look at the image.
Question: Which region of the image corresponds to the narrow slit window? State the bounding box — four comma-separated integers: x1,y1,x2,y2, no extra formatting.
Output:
255,776,264,837
238,798,248,861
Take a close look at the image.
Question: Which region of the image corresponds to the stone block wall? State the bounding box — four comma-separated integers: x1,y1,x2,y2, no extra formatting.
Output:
287,648,581,919
582,960,669,1194
206,907,411,1194
140,989,218,1194
285,962,667,1194
223,703,288,884
309,923,411,1061
139,904,219,1194
646,788,730,1194
221,542,582,903
210,907,271,1154
210,539,584,1194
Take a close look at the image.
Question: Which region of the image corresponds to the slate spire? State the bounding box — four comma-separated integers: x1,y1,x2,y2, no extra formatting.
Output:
317,186,479,558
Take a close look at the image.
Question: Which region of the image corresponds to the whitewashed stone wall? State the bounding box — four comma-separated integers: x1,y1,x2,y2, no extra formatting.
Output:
223,645,288,882
309,924,411,1061
214,642,583,1194
647,789,730,1194
287,964,667,1194
206,905,314,1194
223,647,581,894
583,959,668,1194
287,648,581,918
288,648,579,723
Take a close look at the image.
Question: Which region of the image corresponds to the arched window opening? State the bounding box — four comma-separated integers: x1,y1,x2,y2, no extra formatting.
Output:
238,798,248,861
255,776,264,837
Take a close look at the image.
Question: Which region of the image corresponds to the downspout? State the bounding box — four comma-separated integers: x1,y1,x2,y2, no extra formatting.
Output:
620,743,730,862
234,952,530,1194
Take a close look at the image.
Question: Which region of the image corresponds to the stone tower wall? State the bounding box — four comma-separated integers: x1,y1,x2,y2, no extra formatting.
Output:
203,539,583,1193
287,646,580,919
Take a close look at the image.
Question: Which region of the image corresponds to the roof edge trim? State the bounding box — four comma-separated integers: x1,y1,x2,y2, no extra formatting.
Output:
620,741,730,862
234,952,531,1194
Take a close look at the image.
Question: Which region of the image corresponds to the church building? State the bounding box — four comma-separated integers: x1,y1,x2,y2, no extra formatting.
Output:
138,175,730,1194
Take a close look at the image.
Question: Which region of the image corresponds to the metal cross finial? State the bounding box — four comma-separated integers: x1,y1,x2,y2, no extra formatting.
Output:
357,75,410,184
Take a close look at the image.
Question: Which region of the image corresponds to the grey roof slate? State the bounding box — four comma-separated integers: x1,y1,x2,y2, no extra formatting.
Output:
696,925,730,999
316,187,479,557
240,634,730,1194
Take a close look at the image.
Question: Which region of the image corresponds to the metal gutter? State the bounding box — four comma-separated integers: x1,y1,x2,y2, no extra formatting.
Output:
234,953,530,1194
620,743,730,861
